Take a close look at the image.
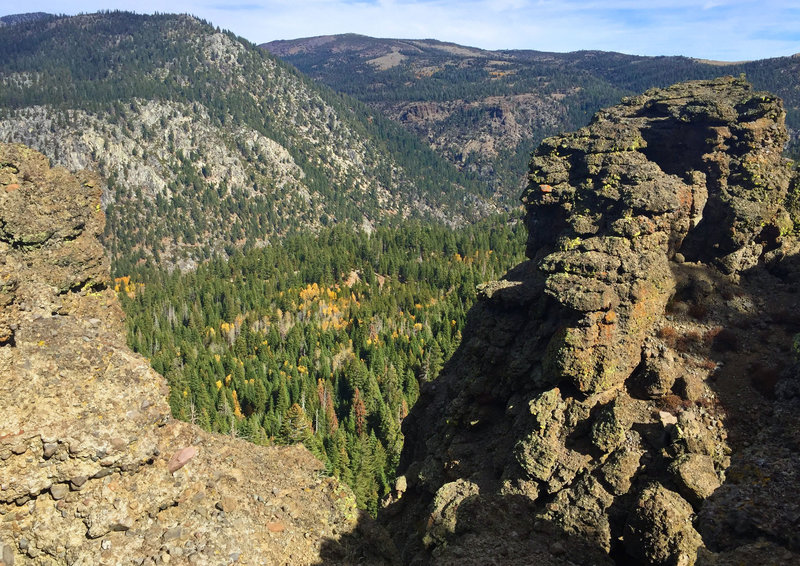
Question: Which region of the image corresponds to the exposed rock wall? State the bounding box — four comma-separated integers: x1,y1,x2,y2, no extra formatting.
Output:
383,78,800,565
0,144,389,565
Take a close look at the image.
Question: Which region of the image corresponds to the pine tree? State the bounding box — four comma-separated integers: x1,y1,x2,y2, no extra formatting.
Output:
279,403,313,445
421,339,444,383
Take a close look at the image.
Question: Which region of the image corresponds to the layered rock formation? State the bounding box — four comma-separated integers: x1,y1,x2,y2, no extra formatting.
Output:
0,144,388,565
384,78,800,565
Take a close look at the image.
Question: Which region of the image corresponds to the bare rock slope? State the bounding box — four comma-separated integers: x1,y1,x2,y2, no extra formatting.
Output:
0,144,386,565
383,77,800,565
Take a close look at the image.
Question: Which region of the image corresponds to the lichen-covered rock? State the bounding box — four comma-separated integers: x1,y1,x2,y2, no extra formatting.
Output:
383,78,800,565
545,474,616,551
632,338,687,398
0,144,391,565
669,454,721,507
422,480,481,549
590,397,630,453
524,77,792,395
0,144,109,346
515,388,591,493
624,484,702,566
598,445,644,496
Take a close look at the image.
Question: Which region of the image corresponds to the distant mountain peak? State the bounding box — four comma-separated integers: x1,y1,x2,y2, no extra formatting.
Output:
0,12,51,26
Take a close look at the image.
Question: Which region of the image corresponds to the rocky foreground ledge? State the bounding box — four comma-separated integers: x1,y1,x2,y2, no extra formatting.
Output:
385,78,800,565
0,144,388,565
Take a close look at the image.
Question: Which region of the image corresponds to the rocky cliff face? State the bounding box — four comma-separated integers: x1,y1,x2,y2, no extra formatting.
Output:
0,144,388,565
383,77,800,565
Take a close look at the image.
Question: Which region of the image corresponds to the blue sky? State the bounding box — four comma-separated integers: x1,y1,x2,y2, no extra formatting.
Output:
2,0,798,61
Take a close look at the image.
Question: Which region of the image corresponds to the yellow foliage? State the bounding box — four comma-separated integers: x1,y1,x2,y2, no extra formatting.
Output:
113,275,140,298
299,282,321,302
232,389,243,418
216,380,223,390
225,374,232,385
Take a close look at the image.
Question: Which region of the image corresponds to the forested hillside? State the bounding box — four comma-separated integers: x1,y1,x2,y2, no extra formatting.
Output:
0,12,49,26
264,35,800,200
0,13,492,272
119,215,526,513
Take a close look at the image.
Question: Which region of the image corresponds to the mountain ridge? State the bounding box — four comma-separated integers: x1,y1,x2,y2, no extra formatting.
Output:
0,12,494,273
0,13,50,27
263,34,800,202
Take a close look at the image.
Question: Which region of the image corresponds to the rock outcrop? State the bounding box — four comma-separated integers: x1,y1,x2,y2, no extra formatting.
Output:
0,144,390,565
383,78,800,565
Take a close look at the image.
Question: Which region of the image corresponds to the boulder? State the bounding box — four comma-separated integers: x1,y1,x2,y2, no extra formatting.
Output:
624,484,702,566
